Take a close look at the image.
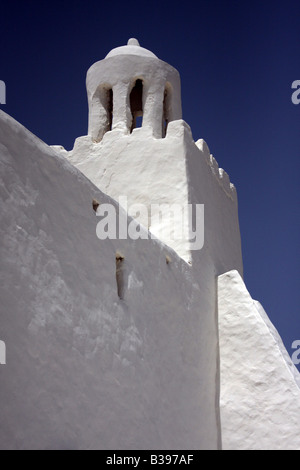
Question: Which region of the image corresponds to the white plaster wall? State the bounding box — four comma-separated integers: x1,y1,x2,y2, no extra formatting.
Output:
58,117,244,453
218,270,300,450
179,125,243,277
0,110,220,450
63,120,243,277
65,124,191,262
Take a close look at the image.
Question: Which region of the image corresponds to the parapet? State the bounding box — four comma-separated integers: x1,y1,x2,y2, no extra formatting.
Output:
195,138,236,201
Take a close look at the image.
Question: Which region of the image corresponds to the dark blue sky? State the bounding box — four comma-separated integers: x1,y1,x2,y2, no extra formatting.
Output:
1,0,299,369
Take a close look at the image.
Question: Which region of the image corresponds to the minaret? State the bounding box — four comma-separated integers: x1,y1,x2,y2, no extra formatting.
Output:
86,38,182,141
65,38,243,273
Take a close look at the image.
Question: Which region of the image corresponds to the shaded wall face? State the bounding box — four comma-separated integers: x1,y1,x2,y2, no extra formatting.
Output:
184,137,243,277
218,270,300,450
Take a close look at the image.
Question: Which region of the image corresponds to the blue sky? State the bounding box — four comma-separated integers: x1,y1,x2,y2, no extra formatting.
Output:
0,0,299,369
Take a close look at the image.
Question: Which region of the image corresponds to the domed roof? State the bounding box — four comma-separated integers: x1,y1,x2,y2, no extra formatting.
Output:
105,38,158,59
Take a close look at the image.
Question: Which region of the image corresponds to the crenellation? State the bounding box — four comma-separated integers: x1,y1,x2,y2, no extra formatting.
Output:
218,168,232,198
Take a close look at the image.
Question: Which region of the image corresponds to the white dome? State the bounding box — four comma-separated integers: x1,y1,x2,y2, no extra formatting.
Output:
105,38,158,59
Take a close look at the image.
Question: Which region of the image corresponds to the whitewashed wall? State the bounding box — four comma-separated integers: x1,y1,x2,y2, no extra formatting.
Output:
0,111,220,450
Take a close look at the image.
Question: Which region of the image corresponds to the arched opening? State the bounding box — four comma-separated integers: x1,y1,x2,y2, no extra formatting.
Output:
130,79,143,133
91,85,113,141
107,88,113,131
100,86,113,132
162,83,172,138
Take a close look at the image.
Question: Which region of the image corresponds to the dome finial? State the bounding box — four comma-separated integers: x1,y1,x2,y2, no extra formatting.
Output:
127,38,140,46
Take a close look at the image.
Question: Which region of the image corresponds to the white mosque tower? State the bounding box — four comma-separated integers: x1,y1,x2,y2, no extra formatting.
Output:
63,38,243,270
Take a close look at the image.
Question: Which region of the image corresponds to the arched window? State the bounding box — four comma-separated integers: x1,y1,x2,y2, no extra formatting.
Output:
100,86,113,132
130,79,143,133
91,85,113,141
162,83,172,138
107,88,113,131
